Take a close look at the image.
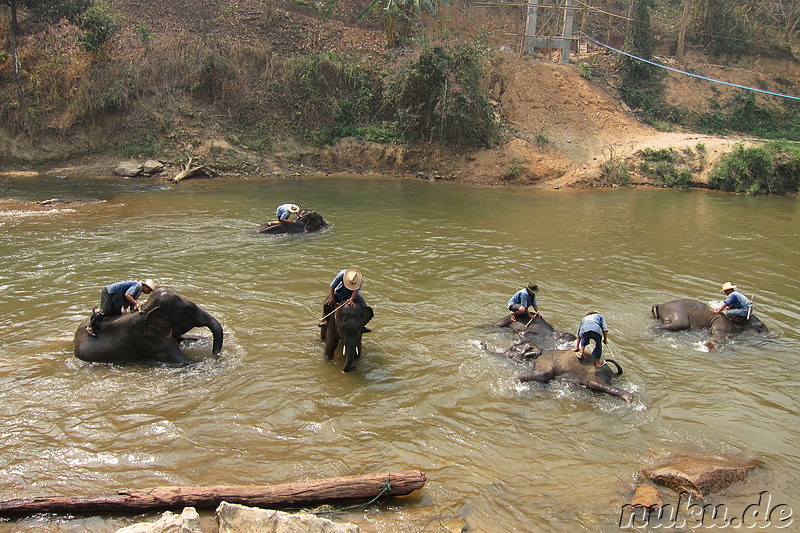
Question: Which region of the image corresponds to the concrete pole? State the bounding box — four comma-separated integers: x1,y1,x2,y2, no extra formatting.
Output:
524,0,540,54
561,0,576,63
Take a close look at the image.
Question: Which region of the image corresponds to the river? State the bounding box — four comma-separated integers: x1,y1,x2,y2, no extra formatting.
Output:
0,175,798,532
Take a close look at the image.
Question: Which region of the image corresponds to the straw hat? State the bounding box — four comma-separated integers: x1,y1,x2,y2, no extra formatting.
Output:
288,204,300,213
585,310,600,316
343,268,362,290
141,279,158,291
526,283,539,293
720,282,738,293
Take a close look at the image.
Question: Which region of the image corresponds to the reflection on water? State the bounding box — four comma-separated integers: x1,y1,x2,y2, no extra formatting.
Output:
0,175,799,532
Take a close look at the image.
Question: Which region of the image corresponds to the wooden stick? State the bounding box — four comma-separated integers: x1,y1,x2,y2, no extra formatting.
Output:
320,301,347,321
0,470,426,518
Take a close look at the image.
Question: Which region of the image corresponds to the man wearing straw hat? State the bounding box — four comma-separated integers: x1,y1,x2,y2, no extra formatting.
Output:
84,279,157,337
713,282,753,319
318,268,371,331
267,203,300,226
508,282,541,322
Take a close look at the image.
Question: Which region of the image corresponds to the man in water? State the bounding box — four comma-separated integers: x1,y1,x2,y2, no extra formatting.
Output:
574,310,609,367
508,283,540,322
318,267,370,331
85,279,157,337
713,282,753,319
268,203,300,226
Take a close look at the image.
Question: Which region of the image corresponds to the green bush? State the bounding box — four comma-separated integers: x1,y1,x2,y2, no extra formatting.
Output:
708,142,800,194
384,41,499,147
79,1,123,52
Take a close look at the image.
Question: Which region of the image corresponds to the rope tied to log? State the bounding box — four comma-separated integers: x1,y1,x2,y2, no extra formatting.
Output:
310,473,393,515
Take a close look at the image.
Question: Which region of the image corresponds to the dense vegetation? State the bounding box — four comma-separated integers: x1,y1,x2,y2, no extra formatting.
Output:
2,0,800,193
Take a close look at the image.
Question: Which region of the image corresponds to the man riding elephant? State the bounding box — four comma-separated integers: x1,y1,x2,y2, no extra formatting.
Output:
713,282,753,320
318,268,371,333
84,279,157,337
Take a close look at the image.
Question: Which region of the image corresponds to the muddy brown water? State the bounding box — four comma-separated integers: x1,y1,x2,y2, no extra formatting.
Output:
0,175,798,532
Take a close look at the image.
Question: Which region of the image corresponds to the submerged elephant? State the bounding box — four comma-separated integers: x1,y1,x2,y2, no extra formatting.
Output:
74,287,223,365
517,349,633,403
651,299,768,349
493,314,576,350
256,210,328,234
481,330,543,361
321,301,374,372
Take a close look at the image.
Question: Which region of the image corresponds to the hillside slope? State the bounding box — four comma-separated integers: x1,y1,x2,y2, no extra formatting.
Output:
2,0,795,186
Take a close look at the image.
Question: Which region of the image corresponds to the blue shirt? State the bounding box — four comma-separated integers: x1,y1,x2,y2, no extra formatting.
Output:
508,289,537,310
331,269,361,302
578,313,608,337
724,291,752,310
105,280,142,309
276,203,295,221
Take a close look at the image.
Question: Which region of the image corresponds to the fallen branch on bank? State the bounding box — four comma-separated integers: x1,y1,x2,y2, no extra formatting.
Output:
171,157,213,183
0,470,426,518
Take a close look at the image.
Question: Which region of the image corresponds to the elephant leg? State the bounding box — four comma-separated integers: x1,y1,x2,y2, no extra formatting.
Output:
324,331,339,360
517,369,554,383
149,338,196,366
585,376,633,403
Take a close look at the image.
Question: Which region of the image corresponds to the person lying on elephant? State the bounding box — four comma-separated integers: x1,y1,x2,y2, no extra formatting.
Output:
712,282,753,319
267,203,300,226
318,268,371,332
85,279,157,337
508,283,541,322
574,310,608,367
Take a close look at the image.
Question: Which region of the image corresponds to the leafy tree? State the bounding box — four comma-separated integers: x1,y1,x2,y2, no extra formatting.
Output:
758,0,800,43
358,0,449,47
618,0,663,120
0,0,92,127
384,42,498,146
692,0,753,58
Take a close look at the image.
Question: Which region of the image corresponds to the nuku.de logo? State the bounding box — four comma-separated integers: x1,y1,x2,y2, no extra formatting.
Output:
619,490,793,529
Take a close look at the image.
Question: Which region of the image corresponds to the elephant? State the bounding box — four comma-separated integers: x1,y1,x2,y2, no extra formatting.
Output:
256,210,328,234
493,314,577,350
651,299,768,349
517,349,633,403
73,287,223,365
320,301,374,372
481,330,543,361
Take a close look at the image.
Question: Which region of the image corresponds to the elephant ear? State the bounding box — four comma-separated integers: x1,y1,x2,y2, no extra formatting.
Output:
143,308,173,337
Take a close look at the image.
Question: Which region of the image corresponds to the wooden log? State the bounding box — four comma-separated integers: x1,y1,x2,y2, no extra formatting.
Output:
0,470,425,518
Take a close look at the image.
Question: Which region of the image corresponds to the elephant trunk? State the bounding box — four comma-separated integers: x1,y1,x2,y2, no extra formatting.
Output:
198,313,224,355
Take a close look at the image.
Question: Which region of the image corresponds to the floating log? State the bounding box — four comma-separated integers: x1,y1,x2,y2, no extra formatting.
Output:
0,470,425,518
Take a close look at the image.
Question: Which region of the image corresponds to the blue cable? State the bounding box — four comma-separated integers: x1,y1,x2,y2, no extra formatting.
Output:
580,33,800,102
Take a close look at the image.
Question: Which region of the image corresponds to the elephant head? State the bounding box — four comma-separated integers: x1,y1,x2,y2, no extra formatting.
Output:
323,302,374,372
74,287,223,365
493,314,577,350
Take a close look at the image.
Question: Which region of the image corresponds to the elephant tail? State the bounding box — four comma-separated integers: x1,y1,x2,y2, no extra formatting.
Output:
605,358,623,376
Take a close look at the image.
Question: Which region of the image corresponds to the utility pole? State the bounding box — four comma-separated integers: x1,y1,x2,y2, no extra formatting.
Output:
676,0,692,62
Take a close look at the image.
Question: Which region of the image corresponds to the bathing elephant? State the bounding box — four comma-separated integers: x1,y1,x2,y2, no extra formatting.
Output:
493,314,576,350
517,349,633,403
74,287,223,365
481,330,543,362
321,301,374,372
651,299,768,349
256,210,328,234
